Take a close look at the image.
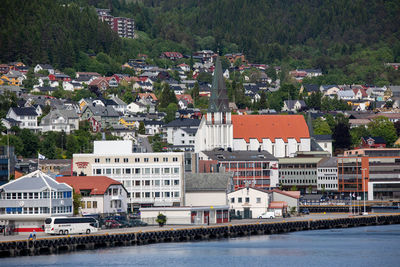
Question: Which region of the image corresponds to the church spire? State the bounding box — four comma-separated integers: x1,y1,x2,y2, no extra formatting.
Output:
208,57,230,113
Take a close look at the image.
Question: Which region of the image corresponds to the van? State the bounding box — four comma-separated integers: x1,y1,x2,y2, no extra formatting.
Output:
258,212,275,219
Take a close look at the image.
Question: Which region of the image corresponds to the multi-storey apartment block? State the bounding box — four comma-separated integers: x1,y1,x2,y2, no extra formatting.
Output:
73,140,184,212
97,9,135,39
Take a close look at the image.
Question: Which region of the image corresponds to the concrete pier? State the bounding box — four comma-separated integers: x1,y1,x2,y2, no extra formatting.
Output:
1,214,399,258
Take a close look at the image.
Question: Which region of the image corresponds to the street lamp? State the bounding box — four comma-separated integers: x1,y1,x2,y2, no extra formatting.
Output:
361,168,368,215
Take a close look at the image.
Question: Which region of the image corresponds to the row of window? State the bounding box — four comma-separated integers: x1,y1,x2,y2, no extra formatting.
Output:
93,167,180,176
230,197,262,204
222,162,270,169
234,179,270,185
129,191,180,198
318,184,338,189
233,170,271,177
95,157,179,163
81,201,97,209
318,168,337,173
280,170,317,176
0,191,72,200
281,179,317,184
318,176,337,180
181,140,195,144
0,206,72,215
122,179,180,187
110,200,122,208
105,188,123,196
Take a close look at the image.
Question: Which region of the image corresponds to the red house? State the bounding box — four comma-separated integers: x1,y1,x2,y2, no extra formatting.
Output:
360,136,386,148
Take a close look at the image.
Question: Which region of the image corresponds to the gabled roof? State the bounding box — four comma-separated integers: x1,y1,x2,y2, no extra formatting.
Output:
270,189,300,199
185,173,232,192
1,170,71,192
232,115,310,142
164,118,200,128
10,107,38,116
56,176,125,195
362,136,386,144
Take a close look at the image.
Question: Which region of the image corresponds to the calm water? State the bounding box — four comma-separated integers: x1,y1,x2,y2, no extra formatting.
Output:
2,225,400,267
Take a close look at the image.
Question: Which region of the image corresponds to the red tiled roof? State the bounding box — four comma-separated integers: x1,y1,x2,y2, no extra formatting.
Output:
269,201,288,209
231,115,310,143
162,52,183,58
176,94,193,103
138,93,158,101
89,77,108,86
56,176,123,195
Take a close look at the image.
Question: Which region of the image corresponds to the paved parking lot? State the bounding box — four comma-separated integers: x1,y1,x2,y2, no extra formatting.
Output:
1,213,386,242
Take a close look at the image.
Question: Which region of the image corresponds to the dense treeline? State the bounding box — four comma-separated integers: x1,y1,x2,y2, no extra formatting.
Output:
0,0,121,69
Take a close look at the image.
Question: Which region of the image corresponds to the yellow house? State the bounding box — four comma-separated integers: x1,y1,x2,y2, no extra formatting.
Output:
119,118,137,129
0,75,10,85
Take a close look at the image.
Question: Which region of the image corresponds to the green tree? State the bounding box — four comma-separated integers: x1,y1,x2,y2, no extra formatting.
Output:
138,121,145,135
368,116,397,147
164,103,178,123
191,82,200,104
159,83,172,109
332,122,351,150
350,125,370,148
66,135,79,158
17,129,39,157
259,90,267,109
73,189,82,215
122,90,135,104
313,118,332,135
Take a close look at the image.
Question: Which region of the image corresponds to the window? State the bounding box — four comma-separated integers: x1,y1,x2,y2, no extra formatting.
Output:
173,157,178,162
164,168,170,174
163,157,168,162
256,197,261,203
231,198,235,203
105,158,111,163
95,158,100,163
145,180,150,186
145,192,150,198
154,157,159,162
125,168,131,174
123,158,128,163
165,192,170,197
155,192,160,198
135,192,140,198
174,192,179,197
164,180,170,186
135,158,140,163
106,168,111,174
135,168,140,174
153,168,160,174
96,169,102,175
238,197,242,203
173,168,179,174
174,179,180,185
81,201,86,209
135,180,140,186
115,158,120,163
113,188,118,195
115,168,121,175
245,197,250,203
155,180,160,186
144,158,149,162
144,168,150,174
87,201,92,208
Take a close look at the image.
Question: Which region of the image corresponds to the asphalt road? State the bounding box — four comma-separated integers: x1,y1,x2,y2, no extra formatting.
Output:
0,213,388,242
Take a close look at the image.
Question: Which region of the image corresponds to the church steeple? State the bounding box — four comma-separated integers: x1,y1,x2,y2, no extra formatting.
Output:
208,57,230,113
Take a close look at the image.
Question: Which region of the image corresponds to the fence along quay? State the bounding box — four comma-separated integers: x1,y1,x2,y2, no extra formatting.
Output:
1,214,400,258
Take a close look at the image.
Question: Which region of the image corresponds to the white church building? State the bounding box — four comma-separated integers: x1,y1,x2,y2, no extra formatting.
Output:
195,58,312,158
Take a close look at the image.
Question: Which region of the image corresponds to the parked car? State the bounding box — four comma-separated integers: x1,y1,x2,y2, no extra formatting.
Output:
301,208,310,215
258,212,275,219
105,219,122,229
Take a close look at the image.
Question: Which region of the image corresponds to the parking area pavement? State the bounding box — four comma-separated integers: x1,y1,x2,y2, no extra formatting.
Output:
0,212,391,242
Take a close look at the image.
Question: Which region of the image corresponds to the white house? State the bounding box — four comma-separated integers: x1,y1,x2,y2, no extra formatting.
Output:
317,157,338,193
40,109,79,134
164,118,200,144
6,107,40,131
184,173,233,207
34,64,54,75
57,176,128,215
127,102,147,113
228,187,269,219
172,127,197,148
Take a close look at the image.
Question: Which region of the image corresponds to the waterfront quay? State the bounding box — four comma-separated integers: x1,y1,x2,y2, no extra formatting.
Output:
1,213,399,258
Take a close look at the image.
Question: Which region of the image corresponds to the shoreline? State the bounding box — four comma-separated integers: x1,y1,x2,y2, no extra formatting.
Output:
1,214,399,258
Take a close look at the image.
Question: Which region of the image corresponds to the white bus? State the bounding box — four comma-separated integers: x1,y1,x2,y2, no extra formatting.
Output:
44,217,99,235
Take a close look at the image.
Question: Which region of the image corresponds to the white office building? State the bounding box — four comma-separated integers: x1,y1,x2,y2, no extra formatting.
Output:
73,140,184,211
